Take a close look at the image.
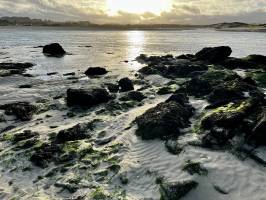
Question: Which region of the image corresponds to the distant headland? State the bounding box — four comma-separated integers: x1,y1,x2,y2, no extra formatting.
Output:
0,16,265,31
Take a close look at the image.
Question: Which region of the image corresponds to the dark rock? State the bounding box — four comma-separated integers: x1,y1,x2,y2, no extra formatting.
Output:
252,112,266,145
182,160,208,175
55,123,93,143
167,63,208,77
165,140,183,155
63,72,75,76
195,46,232,63
0,102,38,121
85,67,108,76
66,88,112,107
135,98,193,140
176,54,195,60
18,84,32,88
221,57,254,69
47,72,58,76
0,62,34,76
30,143,59,168
127,91,146,102
43,43,66,57
106,83,119,93
244,54,266,65
160,180,198,200
11,130,39,144
118,77,134,92
201,100,253,130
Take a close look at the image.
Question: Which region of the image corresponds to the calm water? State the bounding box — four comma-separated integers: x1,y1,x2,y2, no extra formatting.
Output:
0,27,265,77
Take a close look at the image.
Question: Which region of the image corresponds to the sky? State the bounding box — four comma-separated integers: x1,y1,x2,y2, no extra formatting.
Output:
0,0,265,24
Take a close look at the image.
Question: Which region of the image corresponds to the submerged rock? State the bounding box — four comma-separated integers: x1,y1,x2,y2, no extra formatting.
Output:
85,67,108,76
118,77,134,92
195,46,232,63
135,94,193,140
66,88,112,107
120,91,146,102
43,43,66,57
160,180,198,200
0,62,34,76
0,102,38,121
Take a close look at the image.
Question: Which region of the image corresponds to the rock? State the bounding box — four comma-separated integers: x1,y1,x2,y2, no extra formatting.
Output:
85,67,108,76
135,97,193,140
195,46,232,63
55,123,93,143
0,102,38,121
63,72,75,76
221,57,254,69
167,63,208,77
18,84,32,88
47,72,58,76
30,143,59,168
10,130,39,144
165,140,183,155
118,77,134,92
182,160,208,175
127,91,146,102
106,83,119,93
43,43,66,57
0,62,34,76
66,88,112,107
176,54,195,60
244,54,266,65
160,180,198,200
201,100,253,130
252,113,266,145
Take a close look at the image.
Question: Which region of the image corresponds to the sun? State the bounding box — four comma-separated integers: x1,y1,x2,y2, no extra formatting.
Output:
106,0,172,15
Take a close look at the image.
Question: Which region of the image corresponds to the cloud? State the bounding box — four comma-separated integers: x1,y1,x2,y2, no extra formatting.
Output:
0,0,265,24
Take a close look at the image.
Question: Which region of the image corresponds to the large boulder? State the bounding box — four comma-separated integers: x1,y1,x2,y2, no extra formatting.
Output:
66,88,112,107
135,94,194,140
0,102,38,121
43,43,66,57
118,77,134,92
85,67,108,76
195,46,232,63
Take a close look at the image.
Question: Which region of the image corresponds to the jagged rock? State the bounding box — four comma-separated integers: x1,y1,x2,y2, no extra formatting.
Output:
0,102,38,121
55,123,93,143
118,77,134,92
135,95,193,140
85,67,108,76
43,43,66,57
160,180,198,200
66,88,112,107
195,46,232,63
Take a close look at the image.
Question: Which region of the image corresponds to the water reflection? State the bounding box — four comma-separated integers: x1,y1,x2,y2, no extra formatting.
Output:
125,31,145,70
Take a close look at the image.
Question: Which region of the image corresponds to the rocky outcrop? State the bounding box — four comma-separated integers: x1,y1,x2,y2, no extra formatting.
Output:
66,88,112,107
43,43,66,57
85,67,108,76
195,46,232,63
135,94,194,140
0,102,38,121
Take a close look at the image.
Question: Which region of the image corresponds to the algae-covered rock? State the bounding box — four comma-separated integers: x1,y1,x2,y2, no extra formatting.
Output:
160,180,198,200
135,95,193,140
182,160,208,175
